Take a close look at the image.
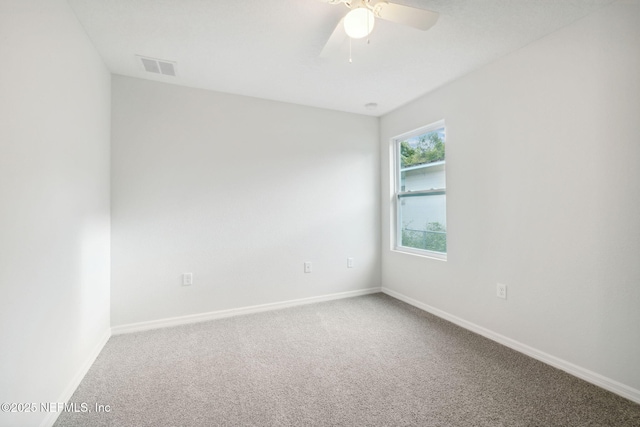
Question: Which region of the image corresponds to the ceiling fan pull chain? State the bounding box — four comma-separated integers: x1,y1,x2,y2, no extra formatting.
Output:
367,7,371,44
349,37,353,63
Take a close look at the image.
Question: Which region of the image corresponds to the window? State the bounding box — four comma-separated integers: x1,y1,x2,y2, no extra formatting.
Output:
394,121,446,258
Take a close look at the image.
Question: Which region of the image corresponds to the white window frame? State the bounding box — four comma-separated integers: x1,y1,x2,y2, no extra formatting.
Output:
392,120,447,261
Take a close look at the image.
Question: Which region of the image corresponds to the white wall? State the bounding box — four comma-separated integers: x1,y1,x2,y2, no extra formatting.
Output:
0,1,111,426
111,76,380,326
381,1,640,396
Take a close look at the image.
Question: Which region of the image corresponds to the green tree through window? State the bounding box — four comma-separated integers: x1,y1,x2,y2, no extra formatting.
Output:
400,132,445,168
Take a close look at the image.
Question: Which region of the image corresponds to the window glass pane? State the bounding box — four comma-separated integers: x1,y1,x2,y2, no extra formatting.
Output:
399,127,445,190
400,162,445,192
399,194,446,253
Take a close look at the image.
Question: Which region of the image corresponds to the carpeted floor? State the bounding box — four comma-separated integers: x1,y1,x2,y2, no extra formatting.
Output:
55,293,640,426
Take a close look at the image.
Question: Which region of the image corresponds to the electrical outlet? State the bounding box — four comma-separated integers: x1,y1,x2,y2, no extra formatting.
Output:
183,273,193,286
304,262,312,273
347,257,354,268
497,283,507,299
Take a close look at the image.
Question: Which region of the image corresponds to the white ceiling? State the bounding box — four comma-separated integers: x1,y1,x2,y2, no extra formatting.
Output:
67,0,613,116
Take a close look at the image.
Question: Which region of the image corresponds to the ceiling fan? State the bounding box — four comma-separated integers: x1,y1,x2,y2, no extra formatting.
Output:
318,0,439,57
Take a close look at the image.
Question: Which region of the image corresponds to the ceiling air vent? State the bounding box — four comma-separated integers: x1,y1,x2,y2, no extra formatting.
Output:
136,55,177,77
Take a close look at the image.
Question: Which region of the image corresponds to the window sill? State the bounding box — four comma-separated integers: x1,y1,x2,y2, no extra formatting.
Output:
392,246,447,261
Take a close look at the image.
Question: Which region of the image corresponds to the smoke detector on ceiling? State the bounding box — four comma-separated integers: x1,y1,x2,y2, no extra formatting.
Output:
136,55,177,77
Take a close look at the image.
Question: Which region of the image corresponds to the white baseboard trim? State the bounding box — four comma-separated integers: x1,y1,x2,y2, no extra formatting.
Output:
112,287,382,335
381,287,640,405
40,329,112,427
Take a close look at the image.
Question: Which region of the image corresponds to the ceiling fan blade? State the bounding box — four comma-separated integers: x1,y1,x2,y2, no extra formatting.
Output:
374,2,439,31
320,18,347,58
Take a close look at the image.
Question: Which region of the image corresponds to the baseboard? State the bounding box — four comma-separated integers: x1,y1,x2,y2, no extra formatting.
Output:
39,329,112,427
381,287,640,405
112,287,382,335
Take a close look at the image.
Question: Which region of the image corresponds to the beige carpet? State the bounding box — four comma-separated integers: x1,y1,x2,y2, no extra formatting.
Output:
55,293,640,426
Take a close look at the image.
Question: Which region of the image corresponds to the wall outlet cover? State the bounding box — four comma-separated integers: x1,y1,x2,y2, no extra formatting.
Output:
497,283,507,299
183,273,193,286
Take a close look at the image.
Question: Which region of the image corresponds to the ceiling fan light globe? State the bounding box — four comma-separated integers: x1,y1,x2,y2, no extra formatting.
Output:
344,8,375,39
